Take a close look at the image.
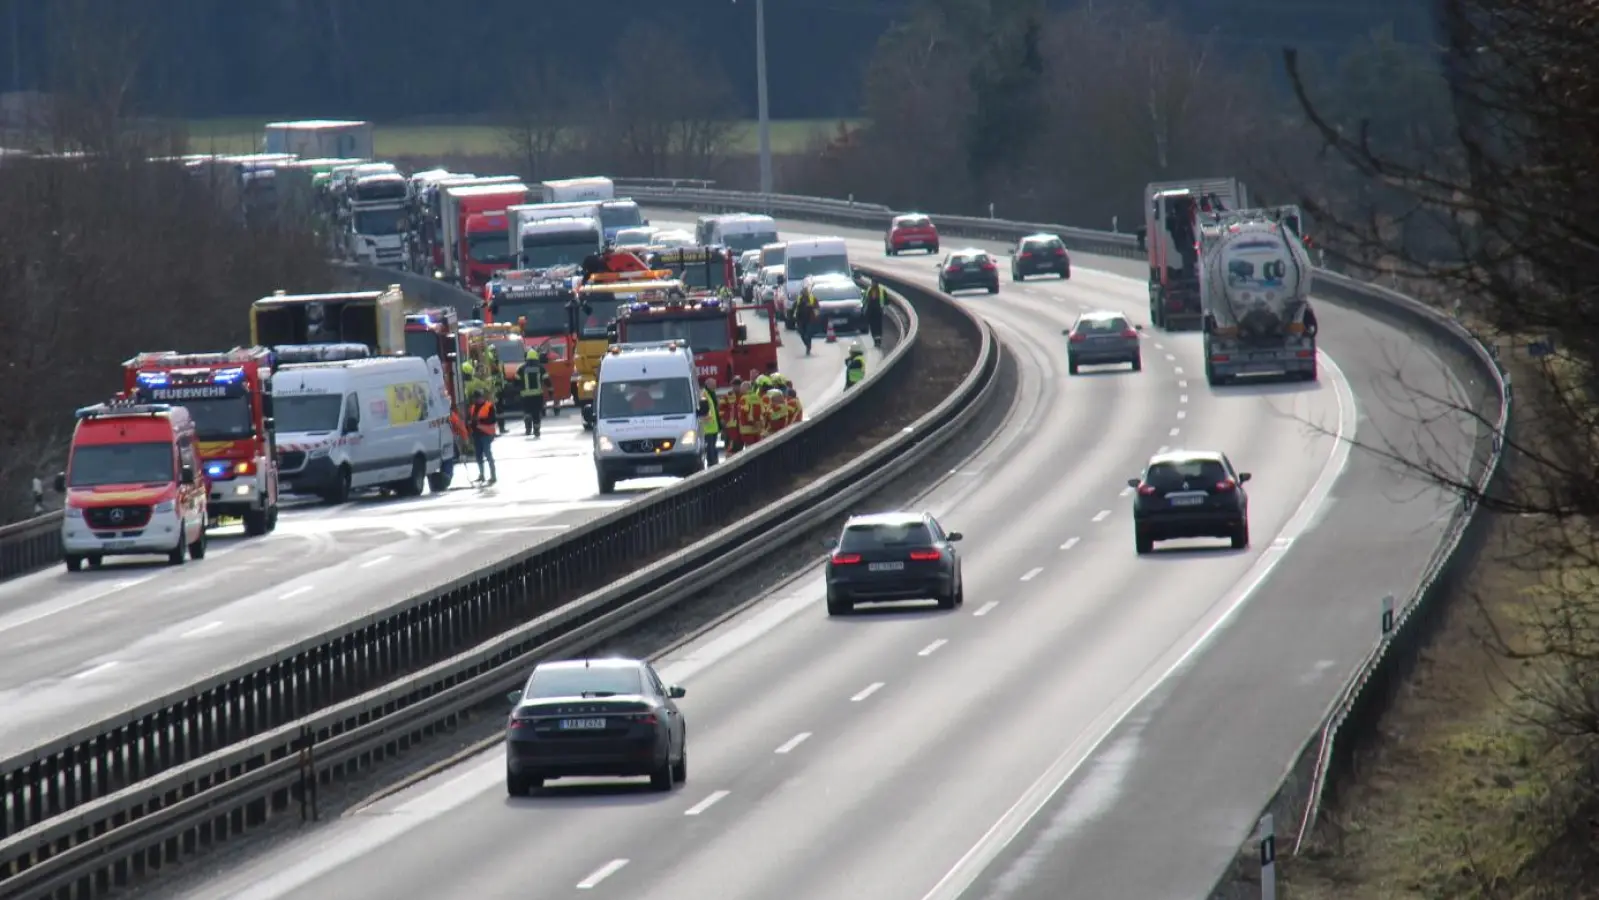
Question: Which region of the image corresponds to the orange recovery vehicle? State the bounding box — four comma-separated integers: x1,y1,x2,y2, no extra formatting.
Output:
483,270,578,408
122,347,280,536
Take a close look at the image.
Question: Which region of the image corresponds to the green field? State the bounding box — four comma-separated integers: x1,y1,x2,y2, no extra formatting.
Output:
181,117,862,158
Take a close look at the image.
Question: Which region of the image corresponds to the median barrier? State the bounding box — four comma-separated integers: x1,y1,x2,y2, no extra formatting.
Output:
0,275,997,899
613,181,1513,887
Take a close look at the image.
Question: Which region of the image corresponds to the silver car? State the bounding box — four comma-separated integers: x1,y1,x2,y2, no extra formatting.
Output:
1065,311,1142,374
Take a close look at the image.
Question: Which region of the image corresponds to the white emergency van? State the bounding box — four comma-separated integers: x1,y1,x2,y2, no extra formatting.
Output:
708,214,779,254
592,341,707,494
782,236,851,311
272,355,457,503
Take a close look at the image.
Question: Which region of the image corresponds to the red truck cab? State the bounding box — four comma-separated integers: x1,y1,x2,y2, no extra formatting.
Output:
122,348,280,536
55,399,209,571
462,210,513,291
614,295,778,389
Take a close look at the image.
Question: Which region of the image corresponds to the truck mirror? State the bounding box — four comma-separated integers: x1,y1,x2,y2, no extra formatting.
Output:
737,324,748,341
53,472,65,493
180,465,196,485
263,417,276,432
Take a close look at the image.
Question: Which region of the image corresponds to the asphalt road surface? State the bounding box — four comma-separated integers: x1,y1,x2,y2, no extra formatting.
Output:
174,213,1481,900
0,316,875,761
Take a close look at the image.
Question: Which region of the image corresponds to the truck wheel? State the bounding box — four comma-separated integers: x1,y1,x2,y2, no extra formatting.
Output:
244,506,269,536
65,555,83,573
168,530,188,566
189,526,208,560
266,504,279,533
322,466,352,505
394,456,426,497
597,473,616,495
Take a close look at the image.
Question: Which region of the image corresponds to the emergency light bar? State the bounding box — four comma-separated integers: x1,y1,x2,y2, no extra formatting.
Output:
76,401,174,419
123,348,271,369
271,343,372,365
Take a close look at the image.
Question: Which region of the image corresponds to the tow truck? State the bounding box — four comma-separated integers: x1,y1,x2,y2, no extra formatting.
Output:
645,245,737,297
482,270,580,408
122,347,281,536
251,285,409,354
572,269,685,428
612,294,779,388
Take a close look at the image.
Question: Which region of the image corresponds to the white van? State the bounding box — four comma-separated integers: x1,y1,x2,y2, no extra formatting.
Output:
782,236,851,311
708,214,779,254
592,341,707,494
272,355,457,503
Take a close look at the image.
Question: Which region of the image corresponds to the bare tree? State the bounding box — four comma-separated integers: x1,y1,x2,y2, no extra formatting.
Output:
501,55,577,181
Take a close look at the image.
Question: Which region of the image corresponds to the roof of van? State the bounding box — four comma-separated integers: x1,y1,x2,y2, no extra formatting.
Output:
784,236,846,249
275,356,426,372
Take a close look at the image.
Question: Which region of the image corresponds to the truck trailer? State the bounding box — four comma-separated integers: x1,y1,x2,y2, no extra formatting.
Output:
1200,206,1318,386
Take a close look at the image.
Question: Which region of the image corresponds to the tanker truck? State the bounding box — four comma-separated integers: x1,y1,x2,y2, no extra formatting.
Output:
1200,206,1318,386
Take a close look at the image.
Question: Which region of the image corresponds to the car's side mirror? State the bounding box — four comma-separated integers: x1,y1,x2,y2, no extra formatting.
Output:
53,472,65,493
180,465,196,485
821,539,836,549
1238,472,1252,483
1136,323,1145,330
1062,329,1072,336
506,689,523,705
263,417,276,432
946,531,963,542
668,685,686,699
1126,478,1141,488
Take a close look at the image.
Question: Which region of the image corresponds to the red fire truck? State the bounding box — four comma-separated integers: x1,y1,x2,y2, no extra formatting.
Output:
122,347,280,536
645,245,737,297
483,270,580,407
613,294,779,388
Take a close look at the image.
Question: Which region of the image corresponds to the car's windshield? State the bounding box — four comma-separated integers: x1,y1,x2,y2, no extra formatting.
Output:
494,297,570,336
896,216,931,229
67,442,173,487
405,329,443,360
614,228,655,246
596,377,696,419
840,521,934,550
722,230,777,253
622,317,730,352
600,203,644,230
576,296,627,338
521,235,600,269
1024,239,1062,252
274,394,344,433
173,396,254,441
467,232,512,264
811,283,861,302
526,666,644,699
353,209,403,236
760,245,785,267
787,253,849,281
1146,459,1229,487
951,254,988,265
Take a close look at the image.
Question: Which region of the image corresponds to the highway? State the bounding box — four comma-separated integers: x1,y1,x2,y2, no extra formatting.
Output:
0,313,872,761
173,213,1479,900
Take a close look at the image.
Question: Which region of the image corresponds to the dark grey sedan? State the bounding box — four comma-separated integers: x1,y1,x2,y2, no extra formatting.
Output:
824,511,964,614
1066,310,1143,374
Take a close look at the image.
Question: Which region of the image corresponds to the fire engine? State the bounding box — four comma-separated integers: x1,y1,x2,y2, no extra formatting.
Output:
483,269,581,408
645,245,736,296
613,294,779,389
269,343,373,367
122,347,280,536
572,269,685,427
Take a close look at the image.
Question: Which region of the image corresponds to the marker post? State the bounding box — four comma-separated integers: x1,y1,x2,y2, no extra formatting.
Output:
1259,812,1276,900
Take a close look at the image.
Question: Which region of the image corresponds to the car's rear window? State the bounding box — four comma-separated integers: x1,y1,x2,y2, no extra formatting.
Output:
841,521,933,550
1146,459,1228,487
896,216,931,228
527,666,644,699
1077,316,1129,334
952,253,987,264
1024,238,1062,251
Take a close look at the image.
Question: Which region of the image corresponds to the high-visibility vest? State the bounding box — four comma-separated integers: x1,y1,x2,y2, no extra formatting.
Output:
787,395,803,423
738,392,763,438
845,355,865,385
865,284,887,308
717,391,738,435
468,400,497,436
767,398,790,432
520,363,545,397
700,388,720,435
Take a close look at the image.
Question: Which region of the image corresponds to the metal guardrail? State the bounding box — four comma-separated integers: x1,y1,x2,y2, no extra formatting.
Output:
0,275,996,899
619,182,1514,877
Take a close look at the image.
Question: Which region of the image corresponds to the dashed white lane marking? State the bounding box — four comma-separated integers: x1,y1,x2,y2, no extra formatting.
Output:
431,528,459,540
1169,427,1181,436
684,790,730,816
73,661,118,679
1153,342,1164,350
1158,445,1170,453
359,555,392,569
1119,486,1133,496
576,859,629,889
851,682,885,702
973,601,999,617
1177,410,1187,419
1179,394,1188,403
182,621,222,638
1178,380,1188,388
279,585,313,600
775,732,812,754
1060,537,1080,551
1091,510,1111,523
1019,567,1043,582
1174,366,1184,374
1165,353,1176,361
919,638,949,656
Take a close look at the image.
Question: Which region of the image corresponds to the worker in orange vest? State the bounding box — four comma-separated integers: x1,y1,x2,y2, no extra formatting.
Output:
466,389,498,485
785,384,803,424
764,387,791,433
738,378,764,448
720,376,744,456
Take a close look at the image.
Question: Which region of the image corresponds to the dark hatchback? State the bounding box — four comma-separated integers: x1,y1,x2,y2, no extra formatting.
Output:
1128,451,1251,553
504,657,687,795
824,511,964,614
1009,233,1071,280
937,250,1000,295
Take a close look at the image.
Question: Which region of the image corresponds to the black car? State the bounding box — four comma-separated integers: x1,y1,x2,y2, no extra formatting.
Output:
1128,451,1251,554
504,657,687,795
1009,233,1071,280
824,511,964,614
937,249,1000,295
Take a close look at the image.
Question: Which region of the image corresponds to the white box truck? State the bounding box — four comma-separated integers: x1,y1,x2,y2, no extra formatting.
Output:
262,120,374,160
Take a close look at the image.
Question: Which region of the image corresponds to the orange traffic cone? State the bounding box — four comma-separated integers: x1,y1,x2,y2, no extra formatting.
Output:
825,320,837,343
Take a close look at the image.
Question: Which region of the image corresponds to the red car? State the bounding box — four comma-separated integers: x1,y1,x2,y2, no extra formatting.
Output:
884,214,939,256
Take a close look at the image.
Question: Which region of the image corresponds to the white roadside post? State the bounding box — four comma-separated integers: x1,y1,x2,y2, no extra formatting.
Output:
1259,812,1277,900
1381,593,1395,636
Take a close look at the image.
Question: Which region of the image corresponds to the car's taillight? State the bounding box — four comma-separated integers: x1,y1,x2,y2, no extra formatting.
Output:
1137,484,1157,495
1296,350,1315,358
1069,333,1086,343
831,552,862,564
1020,251,1033,258
1210,354,1230,362
631,713,659,725
1120,328,1138,339
981,261,997,271
1215,480,1236,491
909,549,941,561
508,718,533,729
1055,248,1067,257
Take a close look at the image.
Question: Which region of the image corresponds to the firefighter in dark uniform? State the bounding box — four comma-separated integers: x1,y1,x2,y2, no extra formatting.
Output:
863,277,888,348
519,349,548,437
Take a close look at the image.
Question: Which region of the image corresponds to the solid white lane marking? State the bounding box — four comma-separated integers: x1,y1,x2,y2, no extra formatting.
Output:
851,682,884,702
1060,537,1080,551
684,790,730,816
477,525,570,535
576,859,629,889
431,528,459,540
918,351,1360,900
278,585,313,600
181,621,222,638
775,732,812,754
1179,394,1188,403
973,601,999,617
73,661,118,679
1169,427,1181,436
1091,510,1110,523
1019,568,1043,582
359,555,392,569
1176,410,1187,420
918,639,949,656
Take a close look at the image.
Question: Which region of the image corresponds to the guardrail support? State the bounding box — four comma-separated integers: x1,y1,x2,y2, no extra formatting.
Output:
1258,813,1276,900
296,726,318,822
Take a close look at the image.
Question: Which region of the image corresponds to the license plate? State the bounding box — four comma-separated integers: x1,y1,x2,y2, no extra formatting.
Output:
1170,496,1204,507
869,561,905,572
559,718,607,730
1250,352,1281,361
635,464,664,475
102,540,136,549
831,318,849,325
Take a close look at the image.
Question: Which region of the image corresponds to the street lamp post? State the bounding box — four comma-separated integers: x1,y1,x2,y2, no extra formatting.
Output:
747,0,773,197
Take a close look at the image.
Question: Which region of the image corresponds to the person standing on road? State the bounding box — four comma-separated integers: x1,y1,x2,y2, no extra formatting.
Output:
722,376,745,457
467,389,499,484
700,377,723,466
864,278,888,348
519,349,547,438
794,279,819,355
738,379,765,449
844,341,866,390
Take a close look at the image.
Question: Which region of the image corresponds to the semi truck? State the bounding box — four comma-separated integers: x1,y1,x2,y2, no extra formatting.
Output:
439,181,531,290
542,176,614,203
345,171,410,268
1145,177,1249,330
1200,206,1318,386
262,120,374,160
517,216,605,271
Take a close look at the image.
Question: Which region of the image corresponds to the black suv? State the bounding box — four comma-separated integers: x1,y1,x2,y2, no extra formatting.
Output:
1128,451,1251,553
1009,233,1071,280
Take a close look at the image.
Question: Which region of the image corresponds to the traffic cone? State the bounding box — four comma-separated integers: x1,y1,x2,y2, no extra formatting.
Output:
825,320,837,343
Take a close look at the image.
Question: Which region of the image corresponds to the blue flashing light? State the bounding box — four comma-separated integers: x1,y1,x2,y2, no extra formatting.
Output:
213,367,245,384
203,461,229,479
701,298,722,309
136,371,170,387
416,314,434,327
629,302,650,313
